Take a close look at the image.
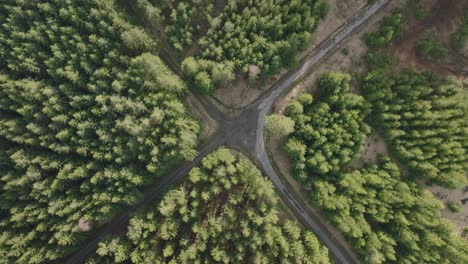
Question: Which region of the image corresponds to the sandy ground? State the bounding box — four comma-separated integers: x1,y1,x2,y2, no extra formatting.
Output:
211,0,368,109
427,185,468,236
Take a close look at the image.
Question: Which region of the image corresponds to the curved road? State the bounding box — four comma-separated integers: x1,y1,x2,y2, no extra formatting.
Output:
66,0,391,263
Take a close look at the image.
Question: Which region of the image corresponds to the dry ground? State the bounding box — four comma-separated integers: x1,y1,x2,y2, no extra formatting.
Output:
386,0,468,77
428,185,468,236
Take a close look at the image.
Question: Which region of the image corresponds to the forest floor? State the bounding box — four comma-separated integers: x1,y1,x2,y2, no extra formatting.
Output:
268,0,468,234
211,0,368,109
386,0,468,78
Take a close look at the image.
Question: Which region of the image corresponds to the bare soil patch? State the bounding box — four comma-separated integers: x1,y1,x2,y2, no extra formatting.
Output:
386,0,468,78
425,185,468,235
349,133,390,168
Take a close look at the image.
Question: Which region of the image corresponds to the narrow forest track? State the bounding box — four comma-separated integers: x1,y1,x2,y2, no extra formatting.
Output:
66,0,391,263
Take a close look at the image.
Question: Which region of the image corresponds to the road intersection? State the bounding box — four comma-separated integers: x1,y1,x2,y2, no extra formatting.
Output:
66,1,391,263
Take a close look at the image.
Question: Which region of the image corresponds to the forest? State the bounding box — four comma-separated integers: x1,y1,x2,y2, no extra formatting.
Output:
282,72,468,263
284,72,370,181
279,5,468,262
89,148,331,263
451,10,468,52
135,0,328,93
312,156,468,263
0,0,199,262
363,70,467,188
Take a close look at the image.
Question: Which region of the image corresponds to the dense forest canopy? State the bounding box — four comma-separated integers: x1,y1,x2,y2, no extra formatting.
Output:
0,0,198,262
282,71,468,263
363,70,467,188
147,0,329,93
313,156,468,263
197,0,326,73
285,72,370,181
91,148,331,263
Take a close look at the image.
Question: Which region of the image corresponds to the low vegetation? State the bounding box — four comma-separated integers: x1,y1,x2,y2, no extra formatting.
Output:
447,201,462,213
364,12,405,50
415,34,449,61
265,114,295,138
0,1,199,262
92,148,331,263
451,11,468,52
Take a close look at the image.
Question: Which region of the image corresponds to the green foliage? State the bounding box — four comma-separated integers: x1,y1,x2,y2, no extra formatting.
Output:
312,156,468,263
447,201,462,213
285,73,370,181
135,0,161,22
93,148,331,263
341,47,350,56
415,34,448,61
363,70,467,188
364,51,394,69
364,12,405,49
121,27,156,52
405,0,428,20
194,71,214,95
265,114,295,138
451,11,468,52
0,0,199,262
196,0,325,78
151,0,214,52
182,57,234,94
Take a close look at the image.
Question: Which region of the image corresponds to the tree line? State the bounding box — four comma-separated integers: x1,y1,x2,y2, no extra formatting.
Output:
280,71,467,263
0,0,199,262
284,73,370,181
90,148,331,263
363,70,467,188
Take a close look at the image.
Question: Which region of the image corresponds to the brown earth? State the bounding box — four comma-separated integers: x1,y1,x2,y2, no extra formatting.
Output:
426,184,468,236
386,0,468,78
